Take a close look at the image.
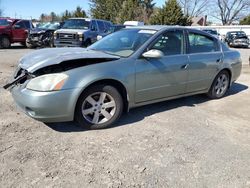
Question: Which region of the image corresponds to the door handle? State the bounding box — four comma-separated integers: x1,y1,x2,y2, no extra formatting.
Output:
216,58,222,63
181,64,189,69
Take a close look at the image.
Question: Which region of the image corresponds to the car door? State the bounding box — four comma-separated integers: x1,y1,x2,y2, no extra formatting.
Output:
12,20,28,42
89,20,98,43
186,31,222,93
135,29,189,103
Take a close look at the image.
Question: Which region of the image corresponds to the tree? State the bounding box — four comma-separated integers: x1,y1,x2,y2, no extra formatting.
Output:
50,12,57,22
240,14,250,25
90,0,123,23
118,0,144,23
212,0,250,25
73,6,87,18
150,0,191,25
141,0,156,24
178,0,209,17
40,13,46,22
62,10,72,21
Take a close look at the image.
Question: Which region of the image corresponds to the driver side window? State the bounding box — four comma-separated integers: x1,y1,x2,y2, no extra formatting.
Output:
150,30,184,56
14,21,26,29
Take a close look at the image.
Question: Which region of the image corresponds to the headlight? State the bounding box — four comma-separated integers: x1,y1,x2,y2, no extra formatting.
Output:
77,32,83,41
54,32,57,39
26,73,68,92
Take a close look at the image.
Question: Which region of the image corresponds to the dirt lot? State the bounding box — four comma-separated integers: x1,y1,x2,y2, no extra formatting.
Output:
0,46,250,187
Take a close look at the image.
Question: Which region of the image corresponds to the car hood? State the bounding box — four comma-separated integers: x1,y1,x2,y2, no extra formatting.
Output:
29,28,55,34
19,48,120,73
56,28,88,34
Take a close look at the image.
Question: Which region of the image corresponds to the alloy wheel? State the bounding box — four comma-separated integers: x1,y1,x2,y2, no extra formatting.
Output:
214,74,229,97
81,92,116,124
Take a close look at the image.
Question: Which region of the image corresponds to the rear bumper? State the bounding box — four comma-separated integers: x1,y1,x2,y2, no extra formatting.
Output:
11,86,82,123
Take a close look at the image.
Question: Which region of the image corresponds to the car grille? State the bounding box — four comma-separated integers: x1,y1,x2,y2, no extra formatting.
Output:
30,33,40,37
58,33,78,41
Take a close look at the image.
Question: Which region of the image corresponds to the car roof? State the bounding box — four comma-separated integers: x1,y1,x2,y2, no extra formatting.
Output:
125,25,218,40
126,25,209,33
227,31,246,34
68,18,111,22
0,17,20,21
127,25,187,31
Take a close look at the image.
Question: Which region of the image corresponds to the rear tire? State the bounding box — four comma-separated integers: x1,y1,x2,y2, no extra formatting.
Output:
0,36,11,48
207,70,230,99
75,85,123,129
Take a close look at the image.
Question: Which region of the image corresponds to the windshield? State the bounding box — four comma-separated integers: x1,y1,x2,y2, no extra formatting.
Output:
89,29,156,57
0,19,13,26
62,19,90,29
37,23,59,30
204,30,218,35
229,31,246,36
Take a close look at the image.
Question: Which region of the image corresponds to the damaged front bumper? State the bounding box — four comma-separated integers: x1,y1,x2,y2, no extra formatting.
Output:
10,85,80,122
3,68,80,123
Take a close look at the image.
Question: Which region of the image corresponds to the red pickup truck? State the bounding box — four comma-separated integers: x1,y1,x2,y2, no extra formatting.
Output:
0,18,33,48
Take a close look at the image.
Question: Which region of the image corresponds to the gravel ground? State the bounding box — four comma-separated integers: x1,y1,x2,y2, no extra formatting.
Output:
0,46,250,187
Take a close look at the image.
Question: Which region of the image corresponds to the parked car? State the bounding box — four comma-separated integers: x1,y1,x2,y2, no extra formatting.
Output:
54,18,112,47
4,26,242,129
0,18,33,48
124,21,144,26
202,29,221,40
225,31,249,48
97,24,125,40
26,22,61,48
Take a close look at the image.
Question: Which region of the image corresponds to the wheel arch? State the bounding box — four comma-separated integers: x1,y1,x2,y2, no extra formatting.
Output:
220,68,232,87
0,34,11,43
75,79,129,114
210,68,232,90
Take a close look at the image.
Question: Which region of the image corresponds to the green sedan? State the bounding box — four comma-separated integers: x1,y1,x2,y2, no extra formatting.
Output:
4,26,242,129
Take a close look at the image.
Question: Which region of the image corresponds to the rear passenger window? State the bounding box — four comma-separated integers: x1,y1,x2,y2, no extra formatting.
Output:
188,32,219,53
97,21,105,32
90,20,98,31
150,30,184,56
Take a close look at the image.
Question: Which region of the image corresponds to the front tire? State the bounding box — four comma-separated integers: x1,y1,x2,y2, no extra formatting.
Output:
208,70,230,99
75,85,123,129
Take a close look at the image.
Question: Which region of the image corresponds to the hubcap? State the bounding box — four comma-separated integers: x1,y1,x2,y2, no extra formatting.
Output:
82,92,116,124
214,74,229,96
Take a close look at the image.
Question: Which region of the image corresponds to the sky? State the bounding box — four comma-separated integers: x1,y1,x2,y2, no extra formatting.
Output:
1,0,166,20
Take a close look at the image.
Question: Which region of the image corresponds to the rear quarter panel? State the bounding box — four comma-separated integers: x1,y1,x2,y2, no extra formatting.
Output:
222,50,242,83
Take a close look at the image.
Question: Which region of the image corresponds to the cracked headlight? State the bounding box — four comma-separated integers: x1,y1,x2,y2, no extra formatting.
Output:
26,73,68,92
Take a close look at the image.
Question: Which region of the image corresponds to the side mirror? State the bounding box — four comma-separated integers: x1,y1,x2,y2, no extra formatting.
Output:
142,49,164,59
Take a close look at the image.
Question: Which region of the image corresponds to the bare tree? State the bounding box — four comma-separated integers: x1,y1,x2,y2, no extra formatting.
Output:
178,0,209,17
213,0,250,25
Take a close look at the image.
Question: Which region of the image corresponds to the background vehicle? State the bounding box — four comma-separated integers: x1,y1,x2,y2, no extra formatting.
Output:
54,18,112,47
97,24,125,40
0,18,33,48
202,29,221,40
26,22,61,48
124,21,144,27
224,31,249,48
5,27,242,129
